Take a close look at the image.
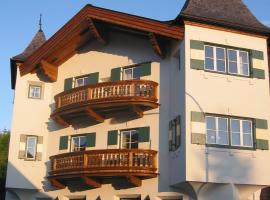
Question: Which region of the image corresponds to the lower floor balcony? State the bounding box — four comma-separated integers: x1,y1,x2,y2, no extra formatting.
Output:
48,149,157,189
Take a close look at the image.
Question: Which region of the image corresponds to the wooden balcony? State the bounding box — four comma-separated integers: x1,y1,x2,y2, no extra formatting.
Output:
51,80,159,127
48,149,157,189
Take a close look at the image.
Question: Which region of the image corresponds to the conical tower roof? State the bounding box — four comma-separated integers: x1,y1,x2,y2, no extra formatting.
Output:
177,0,270,34
13,29,46,61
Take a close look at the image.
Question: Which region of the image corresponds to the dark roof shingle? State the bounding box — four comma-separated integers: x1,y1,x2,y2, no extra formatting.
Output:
13,30,46,61
178,0,270,35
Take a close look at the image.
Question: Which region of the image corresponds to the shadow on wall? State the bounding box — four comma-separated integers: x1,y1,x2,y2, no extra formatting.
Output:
5,162,54,200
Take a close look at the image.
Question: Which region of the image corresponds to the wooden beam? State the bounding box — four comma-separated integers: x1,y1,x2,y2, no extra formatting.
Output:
52,115,70,127
149,33,165,58
126,175,141,187
132,105,143,118
87,18,106,44
85,107,104,123
40,60,58,81
81,176,101,188
49,179,66,189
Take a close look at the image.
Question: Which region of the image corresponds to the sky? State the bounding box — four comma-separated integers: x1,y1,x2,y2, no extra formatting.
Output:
0,0,269,130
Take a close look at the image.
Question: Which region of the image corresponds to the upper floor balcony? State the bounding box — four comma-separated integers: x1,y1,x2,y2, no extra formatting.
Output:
48,149,157,189
51,80,159,127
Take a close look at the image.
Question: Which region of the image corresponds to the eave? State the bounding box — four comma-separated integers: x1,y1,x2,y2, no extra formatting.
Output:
18,4,184,80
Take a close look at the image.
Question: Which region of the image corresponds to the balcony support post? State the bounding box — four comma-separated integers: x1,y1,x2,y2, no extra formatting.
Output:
85,107,104,123
49,179,66,189
132,105,143,118
127,175,142,187
81,176,101,188
52,115,69,127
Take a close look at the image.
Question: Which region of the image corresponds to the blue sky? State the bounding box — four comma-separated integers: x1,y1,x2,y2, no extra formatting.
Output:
0,0,269,130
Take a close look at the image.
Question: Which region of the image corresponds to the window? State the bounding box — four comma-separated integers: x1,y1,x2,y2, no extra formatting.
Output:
204,46,226,73
204,45,250,76
28,85,41,99
169,116,181,151
26,136,37,159
121,130,139,149
206,115,253,148
75,76,88,87
123,67,140,80
71,136,87,152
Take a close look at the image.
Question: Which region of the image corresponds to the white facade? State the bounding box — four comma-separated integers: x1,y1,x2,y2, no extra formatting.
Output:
5,7,270,200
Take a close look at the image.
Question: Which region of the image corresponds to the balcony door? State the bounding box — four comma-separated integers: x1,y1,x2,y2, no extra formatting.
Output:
71,135,87,152
121,130,139,149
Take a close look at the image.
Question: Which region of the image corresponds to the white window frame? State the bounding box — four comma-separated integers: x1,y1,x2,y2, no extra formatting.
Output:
206,116,229,145
204,45,226,73
71,135,87,152
25,136,37,160
74,76,88,88
28,85,42,99
227,49,250,76
230,118,253,148
123,67,140,80
121,129,139,149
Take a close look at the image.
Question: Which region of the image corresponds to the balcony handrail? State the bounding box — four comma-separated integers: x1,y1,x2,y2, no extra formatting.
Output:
54,80,158,110
49,149,157,174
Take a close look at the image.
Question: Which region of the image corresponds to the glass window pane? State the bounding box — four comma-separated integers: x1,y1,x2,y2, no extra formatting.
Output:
228,50,237,61
123,68,133,80
243,134,252,147
231,119,240,132
229,62,238,74
218,118,228,131
29,86,41,98
239,51,248,63
217,131,229,145
206,117,216,130
216,60,226,72
243,121,252,133
75,78,84,87
133,67,141,80
205,58,214,70
79,136,86,147
26,137,36,159
216,48,225,59
231,132,241,146
240,63,249,76
205,46,214,58
207,130,216,144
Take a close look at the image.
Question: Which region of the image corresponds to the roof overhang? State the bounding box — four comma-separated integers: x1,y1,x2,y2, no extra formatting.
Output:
15,4,184,85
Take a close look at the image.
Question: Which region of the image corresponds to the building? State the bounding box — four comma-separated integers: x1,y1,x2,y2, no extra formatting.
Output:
5,0,270,199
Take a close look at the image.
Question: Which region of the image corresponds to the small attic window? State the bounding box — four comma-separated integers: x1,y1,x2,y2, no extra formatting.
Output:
28,85,42,99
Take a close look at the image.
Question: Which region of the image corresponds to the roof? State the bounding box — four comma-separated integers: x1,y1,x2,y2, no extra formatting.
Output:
177,0,270,35
12,30,46,61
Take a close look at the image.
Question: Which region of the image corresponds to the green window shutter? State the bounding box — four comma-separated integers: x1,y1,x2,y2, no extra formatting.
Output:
107,130,118,145
191,133,206,145
64,78,73,91
138,127,150,143
111,67,121,81
86,133,96,147
255,119,268,129
190,40,204,50
139,63,151,77
252,68,265,79
59,136,68,150
191,59,204,70
191,111,205,122
256,139,269,150
251,50,264,60
86,72,99,85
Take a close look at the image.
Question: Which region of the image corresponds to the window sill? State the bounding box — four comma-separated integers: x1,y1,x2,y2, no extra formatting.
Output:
206,144,256,151
204,69,251,78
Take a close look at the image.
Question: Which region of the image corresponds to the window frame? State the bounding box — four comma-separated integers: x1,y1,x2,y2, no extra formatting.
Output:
203,43,251,78
74,76,88,88
205,114,255,150
71,135,87,152
204,45,227,73
122,66,141,81
28,85,42,99
25,136,38,160
121,129,139,149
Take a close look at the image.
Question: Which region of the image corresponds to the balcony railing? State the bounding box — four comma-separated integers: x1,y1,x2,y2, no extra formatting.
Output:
51,80,159,126
48,149,157,188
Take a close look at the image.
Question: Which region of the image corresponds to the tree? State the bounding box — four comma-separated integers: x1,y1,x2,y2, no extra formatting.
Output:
0,129,10,200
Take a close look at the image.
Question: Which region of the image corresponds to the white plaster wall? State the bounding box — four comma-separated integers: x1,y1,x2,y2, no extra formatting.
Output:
184,24,270,189
6,68,52,190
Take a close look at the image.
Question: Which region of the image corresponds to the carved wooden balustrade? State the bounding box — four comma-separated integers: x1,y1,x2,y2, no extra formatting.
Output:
51,80,159,126
48,149,157,188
